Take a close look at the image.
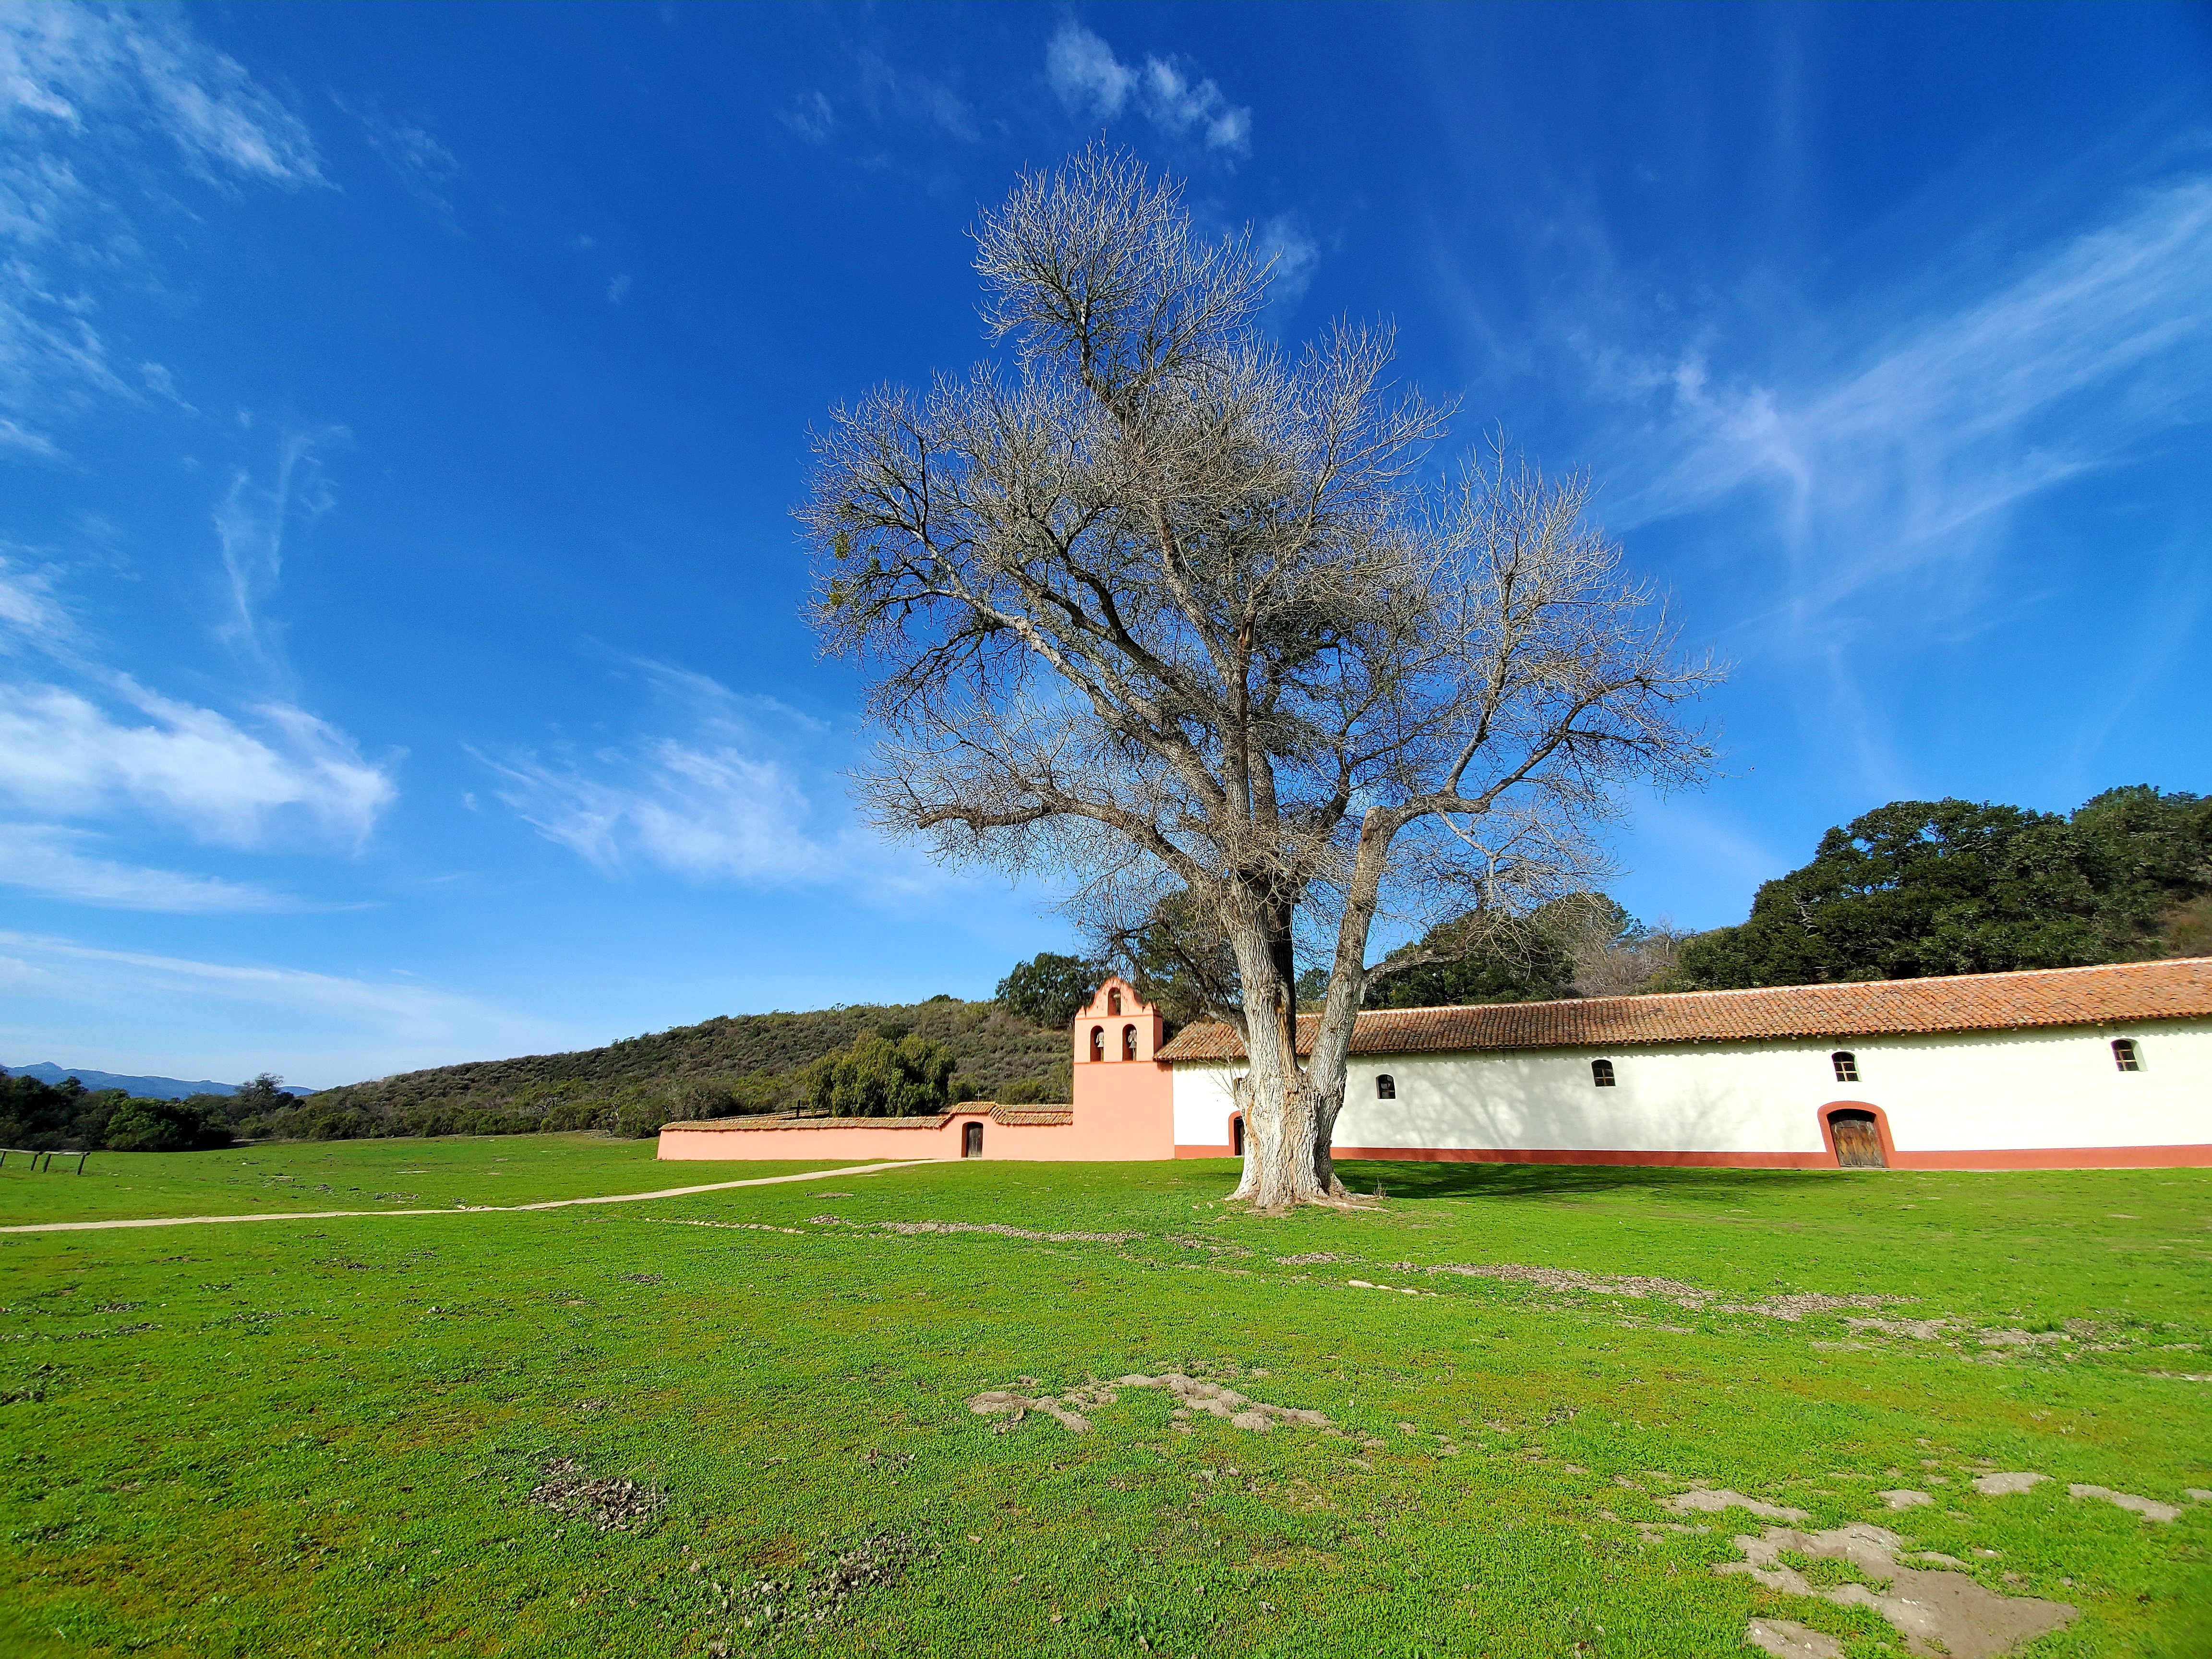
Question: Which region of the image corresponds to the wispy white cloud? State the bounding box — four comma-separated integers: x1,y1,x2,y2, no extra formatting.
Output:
0,5,323,187
848,50,979,144
0,549,72,643
213,425,345,670
1609,177,2212,614
483,738,832,883
1257,213,1319,305
341,95,459,222
0,446,393,896
0,824,290,912
137,359,192,410
477,659,949,895
1046,21,1250,156
0,4,323,447
0,677,396,848
0,930,560,1081
780,90,835,144
477,664,839,884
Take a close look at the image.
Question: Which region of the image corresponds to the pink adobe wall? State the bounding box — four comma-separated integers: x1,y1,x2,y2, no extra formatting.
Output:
655,977,1178,1163
657,1108,1087,1163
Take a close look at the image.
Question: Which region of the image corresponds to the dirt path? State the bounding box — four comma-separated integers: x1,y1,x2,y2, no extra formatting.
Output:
0,1160,933,1235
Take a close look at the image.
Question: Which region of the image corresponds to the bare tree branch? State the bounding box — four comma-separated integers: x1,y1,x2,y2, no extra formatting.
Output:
797,144,1722,1208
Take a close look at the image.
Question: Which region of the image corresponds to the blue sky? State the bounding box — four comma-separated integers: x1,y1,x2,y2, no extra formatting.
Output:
1,3,2207,1088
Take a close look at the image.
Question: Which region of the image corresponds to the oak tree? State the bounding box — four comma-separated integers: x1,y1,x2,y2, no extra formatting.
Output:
803,147,1717,1206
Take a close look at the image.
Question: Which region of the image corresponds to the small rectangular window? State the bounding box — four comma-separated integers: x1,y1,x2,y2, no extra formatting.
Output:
1831,1051,1859,1083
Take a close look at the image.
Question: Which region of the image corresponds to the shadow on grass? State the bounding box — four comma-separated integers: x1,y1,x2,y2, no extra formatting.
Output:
1331,1158,1875,1206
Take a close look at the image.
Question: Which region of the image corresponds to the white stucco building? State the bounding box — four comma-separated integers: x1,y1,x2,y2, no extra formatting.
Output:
662,958,2211,1169
1159,958,2212,1169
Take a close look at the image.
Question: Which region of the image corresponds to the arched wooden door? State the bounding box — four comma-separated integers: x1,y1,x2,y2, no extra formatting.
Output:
1232,1116,1245,1157
1827,1108,1885,1168
962,1121,984,1159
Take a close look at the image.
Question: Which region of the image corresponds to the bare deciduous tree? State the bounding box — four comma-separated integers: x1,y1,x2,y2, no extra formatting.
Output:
802,146,1720,1208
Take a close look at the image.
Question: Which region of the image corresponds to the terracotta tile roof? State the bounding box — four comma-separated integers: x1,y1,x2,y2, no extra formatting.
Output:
661,1103,1070,1132
1153,958,2212,1062
663,1112,952,1133
985,1105,1074,1127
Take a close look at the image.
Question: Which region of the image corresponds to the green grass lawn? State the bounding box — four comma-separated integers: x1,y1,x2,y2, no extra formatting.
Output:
0,1134,854,1224
3,1144,2208,1658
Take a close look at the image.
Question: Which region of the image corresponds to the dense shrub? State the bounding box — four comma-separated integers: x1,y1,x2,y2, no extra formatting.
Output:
797,1032,962,1117
103,1096,233,1152
2,1071,128,1152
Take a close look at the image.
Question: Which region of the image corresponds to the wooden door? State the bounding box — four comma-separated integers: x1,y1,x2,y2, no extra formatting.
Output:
962,1121,983,1159
1829,1110,1885,1168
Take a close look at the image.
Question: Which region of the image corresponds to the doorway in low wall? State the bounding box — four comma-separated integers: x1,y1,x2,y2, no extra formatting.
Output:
1827,1108,1886,1168
962,1121,983,1158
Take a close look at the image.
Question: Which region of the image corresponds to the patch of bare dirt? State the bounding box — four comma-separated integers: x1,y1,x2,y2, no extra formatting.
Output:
644,1218,810,1237
1716,1520,2076,1659
815,1218,1140,1244
1275,1252,1341,1265
1662,1487,1811,1523
1405,1262,1912,1322
528,1458,664,1532
1845,1317,2084,1356
1846,1316,1956,1342
1413,1262,1710,1305
1746,1617,1843,1658
969,1373,1334,1437
2068,1484,2182,1523
1719,1292,1917,1322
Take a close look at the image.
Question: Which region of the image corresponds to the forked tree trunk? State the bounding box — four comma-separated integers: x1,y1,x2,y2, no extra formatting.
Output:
1224,909,1341,1208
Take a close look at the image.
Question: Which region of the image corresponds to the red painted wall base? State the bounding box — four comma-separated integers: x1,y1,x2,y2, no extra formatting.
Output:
1176,1142,2212,1170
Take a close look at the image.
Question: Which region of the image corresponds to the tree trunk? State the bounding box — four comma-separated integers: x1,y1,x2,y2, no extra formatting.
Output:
1310,1076,1348,1198
1224,904,1333,1208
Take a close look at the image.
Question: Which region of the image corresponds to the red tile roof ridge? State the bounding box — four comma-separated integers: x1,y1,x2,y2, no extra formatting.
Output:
660,1102,1072,1132
1153,957,2212,1062
662,1111,958,1132
986,1104,1074,1126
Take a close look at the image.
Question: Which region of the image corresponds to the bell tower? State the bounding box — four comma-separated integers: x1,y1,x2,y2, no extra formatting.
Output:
1067,975,1175,1157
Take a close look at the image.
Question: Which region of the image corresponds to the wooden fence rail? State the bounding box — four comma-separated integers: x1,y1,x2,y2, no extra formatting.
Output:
0,1148,89,1173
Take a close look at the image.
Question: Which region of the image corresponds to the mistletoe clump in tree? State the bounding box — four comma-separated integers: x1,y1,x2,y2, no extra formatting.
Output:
802,145,1718,1208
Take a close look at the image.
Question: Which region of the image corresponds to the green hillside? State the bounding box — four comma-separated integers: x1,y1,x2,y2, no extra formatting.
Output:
283,998,1071,1142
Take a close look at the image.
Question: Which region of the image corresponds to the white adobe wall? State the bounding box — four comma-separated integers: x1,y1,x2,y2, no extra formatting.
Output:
1172,1018,2212,1155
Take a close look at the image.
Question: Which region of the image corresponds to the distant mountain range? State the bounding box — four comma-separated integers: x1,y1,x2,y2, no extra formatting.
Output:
2,1063,317,1100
